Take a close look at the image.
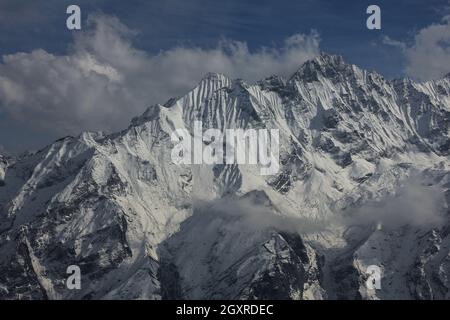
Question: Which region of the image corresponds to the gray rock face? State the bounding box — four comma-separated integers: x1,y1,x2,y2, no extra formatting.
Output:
0,54,449,299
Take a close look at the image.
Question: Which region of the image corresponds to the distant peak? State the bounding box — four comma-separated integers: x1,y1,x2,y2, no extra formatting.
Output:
195,72,233,91
79,131,105,141
313,53,346,66
290,53,357,83
257,75,286,90
201,72,230,82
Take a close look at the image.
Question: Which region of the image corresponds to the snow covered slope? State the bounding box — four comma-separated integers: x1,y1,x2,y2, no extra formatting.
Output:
0,54,449,299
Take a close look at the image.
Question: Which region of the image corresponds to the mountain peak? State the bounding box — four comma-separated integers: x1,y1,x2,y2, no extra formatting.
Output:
200,72,230,83
194,72,232,94
313,53,346,66
1,50,450,300
290,53,358,83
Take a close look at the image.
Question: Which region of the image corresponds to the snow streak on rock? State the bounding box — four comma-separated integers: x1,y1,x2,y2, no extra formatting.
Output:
0,54,449,299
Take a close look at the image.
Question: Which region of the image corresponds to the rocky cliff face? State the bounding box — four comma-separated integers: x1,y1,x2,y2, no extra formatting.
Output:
0,54,449,299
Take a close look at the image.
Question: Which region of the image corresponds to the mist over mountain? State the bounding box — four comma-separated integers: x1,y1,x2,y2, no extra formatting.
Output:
0,54,449,300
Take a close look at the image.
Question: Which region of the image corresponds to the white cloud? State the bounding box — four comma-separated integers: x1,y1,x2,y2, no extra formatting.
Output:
383,15,450,81
0,14,320,137
194,195,329,235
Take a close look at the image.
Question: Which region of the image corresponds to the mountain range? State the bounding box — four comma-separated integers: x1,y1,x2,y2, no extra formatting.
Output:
0,54,449,300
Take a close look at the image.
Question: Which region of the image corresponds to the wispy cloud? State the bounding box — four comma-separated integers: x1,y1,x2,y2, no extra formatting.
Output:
342,176,446,229
382,36,406,50
191,174,446,236
194,194,329,235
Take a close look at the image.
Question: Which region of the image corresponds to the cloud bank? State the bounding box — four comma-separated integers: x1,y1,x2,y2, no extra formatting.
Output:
342,176,446,229
0,14,320,140
193,175,446,238
383,15,450,81
194,194,329,235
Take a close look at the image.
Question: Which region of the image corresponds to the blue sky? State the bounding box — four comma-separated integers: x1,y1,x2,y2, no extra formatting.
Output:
0,0,450,154
1,0,447,77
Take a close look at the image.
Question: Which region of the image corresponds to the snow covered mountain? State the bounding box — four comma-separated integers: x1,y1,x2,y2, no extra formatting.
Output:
0,54,449,299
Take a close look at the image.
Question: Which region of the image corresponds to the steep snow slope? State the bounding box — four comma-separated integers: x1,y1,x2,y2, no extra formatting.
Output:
0,54,449,299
